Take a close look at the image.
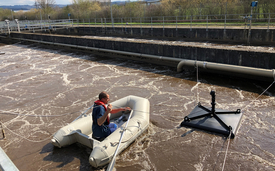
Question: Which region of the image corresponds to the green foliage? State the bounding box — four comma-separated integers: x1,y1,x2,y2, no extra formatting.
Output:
0,8,13,20
2,0,275,21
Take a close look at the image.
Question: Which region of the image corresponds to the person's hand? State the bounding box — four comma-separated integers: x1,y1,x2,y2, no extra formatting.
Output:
107,104,112,113
123,107,131,111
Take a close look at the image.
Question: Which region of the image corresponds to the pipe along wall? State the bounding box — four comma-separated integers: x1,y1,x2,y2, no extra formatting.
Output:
3,32,275,82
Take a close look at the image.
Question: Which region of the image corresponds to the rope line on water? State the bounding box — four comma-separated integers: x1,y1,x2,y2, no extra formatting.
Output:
0,120,53,143
220,80,274,171
0,110,82,117
221,129,232,171
242,80,275,111
0,103,150,118
0,103,146,143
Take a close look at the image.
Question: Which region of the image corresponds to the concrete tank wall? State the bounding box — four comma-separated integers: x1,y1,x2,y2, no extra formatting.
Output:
52,26,275,46
9,32,275,70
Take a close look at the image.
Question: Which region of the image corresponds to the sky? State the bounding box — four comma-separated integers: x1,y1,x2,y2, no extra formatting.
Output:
0,0,128,6
0,0,73,6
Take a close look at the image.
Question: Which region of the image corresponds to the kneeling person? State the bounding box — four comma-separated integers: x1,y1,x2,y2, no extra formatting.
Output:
92,91,130,140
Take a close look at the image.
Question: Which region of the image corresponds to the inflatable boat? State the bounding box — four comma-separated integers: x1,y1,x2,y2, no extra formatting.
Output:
51,95,150,167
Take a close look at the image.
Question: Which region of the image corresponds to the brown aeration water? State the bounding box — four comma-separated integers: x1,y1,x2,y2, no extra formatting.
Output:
0,43,274,171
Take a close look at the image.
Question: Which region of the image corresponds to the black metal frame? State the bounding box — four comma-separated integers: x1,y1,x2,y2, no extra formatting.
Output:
183,90,241,133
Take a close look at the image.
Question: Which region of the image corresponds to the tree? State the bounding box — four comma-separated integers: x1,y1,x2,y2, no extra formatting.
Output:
71,0,101,20
34,0,56,19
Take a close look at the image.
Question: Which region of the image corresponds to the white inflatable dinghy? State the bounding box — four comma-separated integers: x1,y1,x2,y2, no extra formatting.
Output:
51,95,150,167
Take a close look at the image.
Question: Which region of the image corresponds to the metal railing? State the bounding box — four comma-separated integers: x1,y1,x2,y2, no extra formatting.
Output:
78,13,275,31
0,19,75,34
1,13,275,35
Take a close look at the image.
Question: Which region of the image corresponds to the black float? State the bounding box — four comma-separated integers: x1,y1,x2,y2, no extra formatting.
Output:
181,91,242,138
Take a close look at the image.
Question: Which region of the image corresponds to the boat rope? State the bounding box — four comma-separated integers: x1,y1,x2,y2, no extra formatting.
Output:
221,129,232,171
242,80,275,111
0,103,145,142
194,48,200,107
0,104,150,118
0,120,53,143
0,105,95,142
219,80,274,170
0,120,6,140
196,56,199,105
0,110,82,117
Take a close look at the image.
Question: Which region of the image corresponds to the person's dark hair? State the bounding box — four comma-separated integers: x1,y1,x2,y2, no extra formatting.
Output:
99,91,108,100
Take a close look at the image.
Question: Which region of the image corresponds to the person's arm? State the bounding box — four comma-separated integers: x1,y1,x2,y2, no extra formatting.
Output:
110,107,131,114
97,104,112,126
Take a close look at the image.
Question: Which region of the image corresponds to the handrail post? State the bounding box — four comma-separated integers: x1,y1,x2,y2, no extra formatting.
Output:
121,18,123,32
190,15,192,31
176,16,178,31
206,15,208,31
163,16,164,30
225,1,227,29
267,13,270,32
151,17,153,36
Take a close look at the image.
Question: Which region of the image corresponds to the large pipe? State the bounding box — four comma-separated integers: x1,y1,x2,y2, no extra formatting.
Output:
177,59,275,81
6,36,275,81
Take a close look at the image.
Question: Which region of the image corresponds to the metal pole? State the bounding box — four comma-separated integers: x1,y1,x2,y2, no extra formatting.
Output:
224,14,226,31
267,13,270,32
176,16,178,31
11,10,14,20
151,17,152,30
130,17,132,35
248,7,252,44
106,110,134,171
140,17,142,36
111,1,114,28
40,8,42,31
121,18,123,32
190,15,192,31
206,15,208,31
163,16,164,30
